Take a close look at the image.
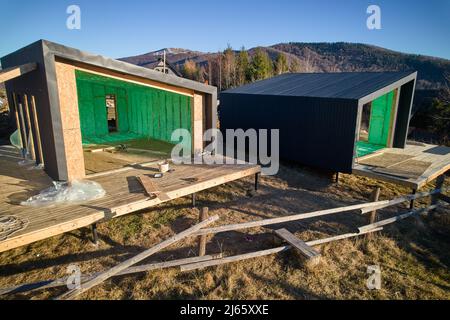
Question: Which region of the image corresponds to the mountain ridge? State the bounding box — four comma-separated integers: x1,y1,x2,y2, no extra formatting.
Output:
120,42,450,90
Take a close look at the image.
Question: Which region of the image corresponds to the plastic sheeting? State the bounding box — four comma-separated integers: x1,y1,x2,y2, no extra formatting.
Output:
21,180,106,207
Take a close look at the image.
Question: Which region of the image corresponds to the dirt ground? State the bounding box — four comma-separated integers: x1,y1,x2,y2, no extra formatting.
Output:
0,163,449,300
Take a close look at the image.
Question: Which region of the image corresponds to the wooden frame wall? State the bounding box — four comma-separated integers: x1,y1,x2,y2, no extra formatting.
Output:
54,59,207,181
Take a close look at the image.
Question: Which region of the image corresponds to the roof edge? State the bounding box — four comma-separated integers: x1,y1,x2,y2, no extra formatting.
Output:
40,39,216,95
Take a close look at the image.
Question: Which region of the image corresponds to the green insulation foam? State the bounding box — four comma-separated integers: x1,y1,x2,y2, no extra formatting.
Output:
367,90,394,147
75,70,192,146
356,90,395,158
356,141,385,158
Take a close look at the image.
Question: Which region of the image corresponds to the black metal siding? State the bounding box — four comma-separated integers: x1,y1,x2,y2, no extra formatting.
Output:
1,40,61,180
219,93,358,173
393,79,415,148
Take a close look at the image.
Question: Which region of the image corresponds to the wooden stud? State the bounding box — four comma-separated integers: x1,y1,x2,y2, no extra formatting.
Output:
56,215,219,300
30,96,44,165
198,207,208,257
11,93,23,150
12,93,27,153
255,173,260,191
22,94,36,161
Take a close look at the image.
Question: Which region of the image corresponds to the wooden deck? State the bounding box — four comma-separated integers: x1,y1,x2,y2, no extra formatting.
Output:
353,142,450,189
0,145,260,253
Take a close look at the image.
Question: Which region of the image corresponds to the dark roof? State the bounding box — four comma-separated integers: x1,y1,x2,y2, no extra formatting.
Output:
223,71,416,100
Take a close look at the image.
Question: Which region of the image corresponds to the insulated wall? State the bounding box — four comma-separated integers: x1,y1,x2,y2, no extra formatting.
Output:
75,70,192,144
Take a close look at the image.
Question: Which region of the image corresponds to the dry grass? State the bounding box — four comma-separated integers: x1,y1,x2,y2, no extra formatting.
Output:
0,163,449,300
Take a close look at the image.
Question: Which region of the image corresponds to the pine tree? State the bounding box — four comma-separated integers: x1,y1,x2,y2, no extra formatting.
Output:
250,48,273,81
289,58,301,73
236,47,250,86
275,53,289,75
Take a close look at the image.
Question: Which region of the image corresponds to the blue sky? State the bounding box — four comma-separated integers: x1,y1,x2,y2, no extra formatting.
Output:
1,0,449,60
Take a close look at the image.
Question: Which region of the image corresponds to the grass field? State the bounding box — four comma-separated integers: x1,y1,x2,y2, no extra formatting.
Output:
0,163,449,300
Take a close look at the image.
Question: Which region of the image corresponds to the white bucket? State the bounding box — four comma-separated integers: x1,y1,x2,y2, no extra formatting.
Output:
158,162,170,173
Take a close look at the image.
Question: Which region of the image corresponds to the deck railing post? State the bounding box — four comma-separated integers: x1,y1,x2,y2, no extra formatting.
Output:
91,223,99,246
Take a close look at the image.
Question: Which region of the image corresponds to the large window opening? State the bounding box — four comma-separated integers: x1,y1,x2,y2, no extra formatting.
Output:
106,94,117,133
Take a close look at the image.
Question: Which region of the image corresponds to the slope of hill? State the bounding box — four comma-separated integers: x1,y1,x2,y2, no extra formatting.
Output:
120,42,450,90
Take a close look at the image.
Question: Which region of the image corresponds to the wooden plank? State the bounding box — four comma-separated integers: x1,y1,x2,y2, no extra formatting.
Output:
358,205,436,233
181,227,383,272
359,188,445,214
30,96,44,165
0,254,223,296
56,215,219,300
112,165,261,216
22,94,36,161
0,63,37,83
275,228,321,264
11,94,23,151
137,174,171,201
12,93,27,150
192,197,405,237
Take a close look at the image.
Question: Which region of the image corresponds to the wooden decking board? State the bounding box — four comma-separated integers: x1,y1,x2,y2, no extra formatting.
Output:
358,153,414,168
0,149,260,253
275,228,321,263
353,142,450,189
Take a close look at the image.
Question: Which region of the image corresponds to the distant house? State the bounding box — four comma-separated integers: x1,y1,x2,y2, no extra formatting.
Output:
146,58,181,77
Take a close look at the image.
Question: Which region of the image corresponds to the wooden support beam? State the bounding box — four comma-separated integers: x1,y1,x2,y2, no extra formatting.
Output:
56,215,219,300
275,228,321,265
198,207,208,257
0,254,223,296
409,188,417,209
192,193,433,237
359,188,445,214
0,63,37,83
22,94,36,161
30,96,44,165
358,205,436,233
181,227,383,272
12,93,27,153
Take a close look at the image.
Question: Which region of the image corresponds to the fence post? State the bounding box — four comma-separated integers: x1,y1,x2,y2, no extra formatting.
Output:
367,187,381,240
198,207,208,256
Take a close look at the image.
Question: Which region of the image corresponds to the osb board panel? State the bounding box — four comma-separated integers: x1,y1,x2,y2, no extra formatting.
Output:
353,142,450,189
358,152,414,168
373,159,432,180
55,61,86,181
192,94,204,153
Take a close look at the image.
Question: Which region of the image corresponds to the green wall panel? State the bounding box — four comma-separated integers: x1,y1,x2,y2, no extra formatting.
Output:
75,70,192,145
368,90,394,147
